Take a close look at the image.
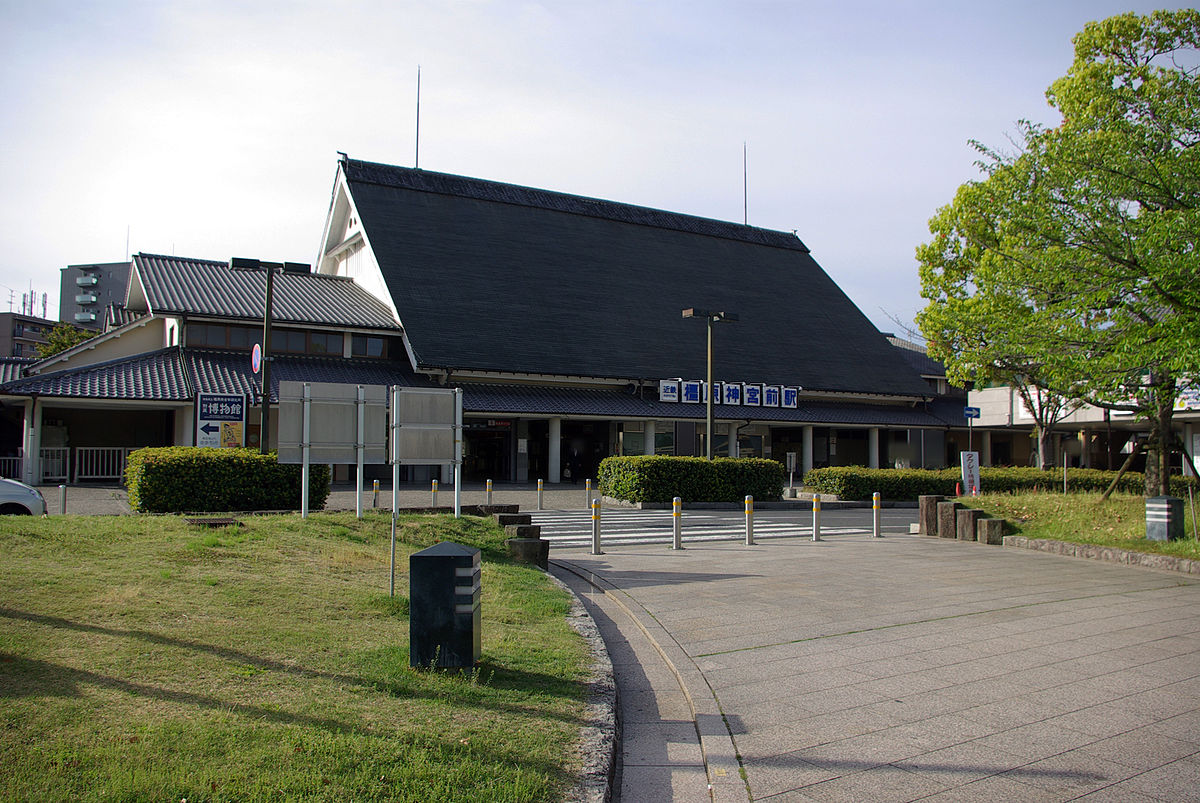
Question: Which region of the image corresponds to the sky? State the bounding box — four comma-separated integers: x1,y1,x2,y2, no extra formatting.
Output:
0,0,1189,333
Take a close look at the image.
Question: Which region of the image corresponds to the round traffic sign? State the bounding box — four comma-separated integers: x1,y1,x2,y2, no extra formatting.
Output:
251,343,262,374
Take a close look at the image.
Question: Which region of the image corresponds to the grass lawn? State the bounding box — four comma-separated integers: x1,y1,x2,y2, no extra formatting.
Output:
0,511,590,802
962,491,1200,562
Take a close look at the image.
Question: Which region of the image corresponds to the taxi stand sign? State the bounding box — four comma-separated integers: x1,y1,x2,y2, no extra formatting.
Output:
196,393,246,448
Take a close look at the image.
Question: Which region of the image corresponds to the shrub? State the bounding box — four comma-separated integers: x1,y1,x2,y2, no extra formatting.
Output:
802,465,1200,501
125,447,331,513
598,455,785,503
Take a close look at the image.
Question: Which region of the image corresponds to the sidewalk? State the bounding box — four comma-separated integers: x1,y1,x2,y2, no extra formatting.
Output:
551,531,1200,802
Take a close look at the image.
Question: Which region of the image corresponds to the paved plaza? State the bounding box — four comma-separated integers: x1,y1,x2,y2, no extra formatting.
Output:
551,526,1200,802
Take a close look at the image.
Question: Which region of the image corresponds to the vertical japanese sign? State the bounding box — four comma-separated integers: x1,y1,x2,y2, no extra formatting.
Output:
196,393,246,448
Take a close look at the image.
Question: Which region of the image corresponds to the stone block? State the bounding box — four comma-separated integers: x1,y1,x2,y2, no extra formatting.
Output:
956,508,984,541
495,512,532,527
936,500,961,539
505,523,541,539
977,518,1006,545
505,537,549,570
918,495,944,536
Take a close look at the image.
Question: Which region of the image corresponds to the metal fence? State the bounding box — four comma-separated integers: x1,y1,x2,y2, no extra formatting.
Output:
40,447,69,483
75,447,134,483
0,456,21,480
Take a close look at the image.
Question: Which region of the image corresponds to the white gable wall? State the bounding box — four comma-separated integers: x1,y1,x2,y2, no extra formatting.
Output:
317,175,397,322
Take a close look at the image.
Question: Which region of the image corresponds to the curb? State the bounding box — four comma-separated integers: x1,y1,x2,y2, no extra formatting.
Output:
1002,535,1200,576
552,559,752,803
547,571,618,803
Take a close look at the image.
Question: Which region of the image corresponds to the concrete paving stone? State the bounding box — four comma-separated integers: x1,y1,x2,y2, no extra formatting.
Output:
619,686,694,723
848,669,960,699
740,751,841,799
1017,686,1106,718
781,685,894,717
970,719,1099,762
1050,651,1161,679
1077,726,1200,770
892,739,1030,785
845,653,941,679
1114,752,1200,802
1068,784,1169,802
1144,711,1200,746
617,762,710,802
791,728,934,772
1137,654,1200,682
993,663,1089,692
913,772,1065,802
862,694,979,725
1046,701,1162,739
786,763,951,803
619,720,704,766
778,708,903,750
736,722,815,762
922,676,1030,708
890,713,1000,748
1003,749,1142,797
1109,686,1200,720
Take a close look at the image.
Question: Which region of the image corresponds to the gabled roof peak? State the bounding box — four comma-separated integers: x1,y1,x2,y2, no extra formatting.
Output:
341,157,810,253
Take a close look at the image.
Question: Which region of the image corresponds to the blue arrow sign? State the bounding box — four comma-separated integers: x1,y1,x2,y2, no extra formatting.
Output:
964,406,981,419
200,423,220,435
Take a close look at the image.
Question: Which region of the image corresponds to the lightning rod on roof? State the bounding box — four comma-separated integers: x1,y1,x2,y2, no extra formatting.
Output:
743,141,748,226
415,65,421,169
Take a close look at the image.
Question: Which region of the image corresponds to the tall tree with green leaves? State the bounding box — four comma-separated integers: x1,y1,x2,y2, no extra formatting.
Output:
36,323,96,358
918,9,1200,495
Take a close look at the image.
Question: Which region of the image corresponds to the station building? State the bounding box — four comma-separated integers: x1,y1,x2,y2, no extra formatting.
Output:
0,156,970,485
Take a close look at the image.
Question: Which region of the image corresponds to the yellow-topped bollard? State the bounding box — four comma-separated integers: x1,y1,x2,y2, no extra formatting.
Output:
812,492,822,541
745,495,755,546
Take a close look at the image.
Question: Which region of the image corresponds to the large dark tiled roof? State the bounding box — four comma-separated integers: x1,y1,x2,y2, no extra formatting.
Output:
132,253,400,330
342,159,932,399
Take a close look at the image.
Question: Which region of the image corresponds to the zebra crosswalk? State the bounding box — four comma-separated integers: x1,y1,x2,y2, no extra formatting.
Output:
529,508,865,548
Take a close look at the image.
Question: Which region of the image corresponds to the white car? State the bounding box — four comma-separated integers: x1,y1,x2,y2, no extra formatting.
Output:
0,478,46,515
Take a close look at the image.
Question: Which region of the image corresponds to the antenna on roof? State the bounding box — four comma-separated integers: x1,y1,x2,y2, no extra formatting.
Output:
743,142,748,225
125,224,130,261
415,65,421,169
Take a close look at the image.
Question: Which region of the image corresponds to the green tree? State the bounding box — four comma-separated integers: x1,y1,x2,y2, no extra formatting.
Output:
36,323,96,358
918,9,1200,495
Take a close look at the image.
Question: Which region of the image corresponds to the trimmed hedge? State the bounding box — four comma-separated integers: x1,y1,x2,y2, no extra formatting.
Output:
597,455,785,503
802,465,1200,501
125,447,331,513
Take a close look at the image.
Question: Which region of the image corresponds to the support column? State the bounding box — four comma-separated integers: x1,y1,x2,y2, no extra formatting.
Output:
644,420,656,455
802,425,814,475
981,431,992,466
548,417,562,484
22,398,40,486
868,428,880,469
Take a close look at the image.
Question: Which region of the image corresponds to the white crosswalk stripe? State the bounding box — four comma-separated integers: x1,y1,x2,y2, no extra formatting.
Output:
529,509,865,548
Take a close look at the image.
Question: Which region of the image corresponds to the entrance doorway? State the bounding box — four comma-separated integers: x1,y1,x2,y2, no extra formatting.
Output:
463,420,512,482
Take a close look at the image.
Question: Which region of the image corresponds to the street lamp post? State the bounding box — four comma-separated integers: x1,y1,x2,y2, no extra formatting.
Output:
682,308,738,460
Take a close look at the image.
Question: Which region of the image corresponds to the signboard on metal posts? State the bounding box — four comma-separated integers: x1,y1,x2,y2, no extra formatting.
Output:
196,393,245,448
391,387,462,465
277,381,388,465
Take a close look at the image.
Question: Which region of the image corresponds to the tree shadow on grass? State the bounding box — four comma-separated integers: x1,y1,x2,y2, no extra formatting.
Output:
0,650,577,793
0,606,584,726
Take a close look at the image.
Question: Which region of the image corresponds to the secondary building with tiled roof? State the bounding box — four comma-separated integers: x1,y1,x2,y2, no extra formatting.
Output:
0,253,418,484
